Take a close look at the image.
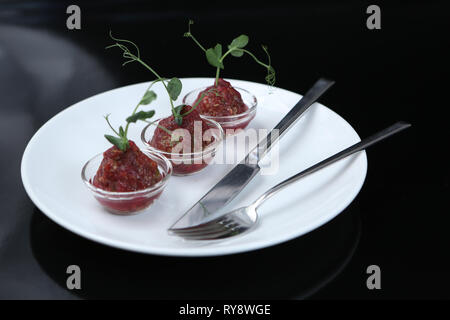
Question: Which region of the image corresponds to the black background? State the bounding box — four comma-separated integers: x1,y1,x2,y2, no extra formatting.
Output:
0,0,449,299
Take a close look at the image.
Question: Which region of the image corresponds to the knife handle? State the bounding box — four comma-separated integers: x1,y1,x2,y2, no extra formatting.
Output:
247,78,335,163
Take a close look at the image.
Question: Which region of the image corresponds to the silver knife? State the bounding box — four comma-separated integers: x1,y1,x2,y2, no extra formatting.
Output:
169,78,335,230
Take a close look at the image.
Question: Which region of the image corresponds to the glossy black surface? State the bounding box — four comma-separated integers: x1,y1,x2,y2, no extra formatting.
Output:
0,1,448,299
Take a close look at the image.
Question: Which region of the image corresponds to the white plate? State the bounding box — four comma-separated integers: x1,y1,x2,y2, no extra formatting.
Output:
21,78,367,257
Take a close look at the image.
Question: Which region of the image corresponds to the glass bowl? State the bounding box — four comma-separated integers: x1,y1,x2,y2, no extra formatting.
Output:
182,86,257,134
81,150,172,215
141,118,224,176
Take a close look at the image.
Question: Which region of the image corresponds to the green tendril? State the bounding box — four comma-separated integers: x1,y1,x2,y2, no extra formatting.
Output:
184,21,275,87
106,32,178,117
102,32,170,151
261,45,275,87
144,119,173,136
104,114,120,136
183,20,207,52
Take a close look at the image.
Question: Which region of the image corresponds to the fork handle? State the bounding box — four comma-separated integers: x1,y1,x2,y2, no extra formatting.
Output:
251,121,411,209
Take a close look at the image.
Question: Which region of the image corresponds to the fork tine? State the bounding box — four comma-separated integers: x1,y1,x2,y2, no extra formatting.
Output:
169,216,244,240
170,220,234,235
168,207,254,240
168,216,233,234
169,221,238,239
173,222,240,237
173,229,232,240
173,224,244,240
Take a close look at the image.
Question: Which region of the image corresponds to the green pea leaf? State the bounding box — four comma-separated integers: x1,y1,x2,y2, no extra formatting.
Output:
119,126,125,137
173,104,185,125
213,43,222,58
139,90,157,105
175,115,183,126
206,46,224,69
228,34,249,49
126,110,155,123
174,104,185,115
230,49,244,57
105,135,129,151
167,78,182,101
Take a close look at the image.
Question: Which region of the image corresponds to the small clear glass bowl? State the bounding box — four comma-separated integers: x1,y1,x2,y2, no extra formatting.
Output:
183,86,257,134
141,118,224,176
81,150,172,215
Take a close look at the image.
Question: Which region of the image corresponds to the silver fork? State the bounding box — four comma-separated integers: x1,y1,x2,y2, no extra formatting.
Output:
168,121,411,240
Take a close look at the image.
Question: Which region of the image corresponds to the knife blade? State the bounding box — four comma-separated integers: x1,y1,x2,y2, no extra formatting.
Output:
169,78,335,230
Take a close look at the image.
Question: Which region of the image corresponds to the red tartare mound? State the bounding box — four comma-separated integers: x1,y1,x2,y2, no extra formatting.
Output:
93,140,161,192
149,105,213,153
195,78,248,117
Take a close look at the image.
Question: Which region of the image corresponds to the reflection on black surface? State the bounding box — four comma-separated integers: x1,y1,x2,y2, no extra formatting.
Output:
0,23,115,299
0,24,116,124
30,203,361,299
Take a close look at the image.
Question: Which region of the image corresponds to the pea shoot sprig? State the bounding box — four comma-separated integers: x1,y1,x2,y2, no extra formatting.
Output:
183,20,275,87
103,82,157,151
106,32,216,128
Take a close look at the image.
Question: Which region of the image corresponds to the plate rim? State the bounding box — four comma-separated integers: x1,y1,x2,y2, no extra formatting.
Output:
21,78,367,257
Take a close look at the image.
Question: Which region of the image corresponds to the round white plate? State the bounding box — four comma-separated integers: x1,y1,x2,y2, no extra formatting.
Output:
21,78,367,257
